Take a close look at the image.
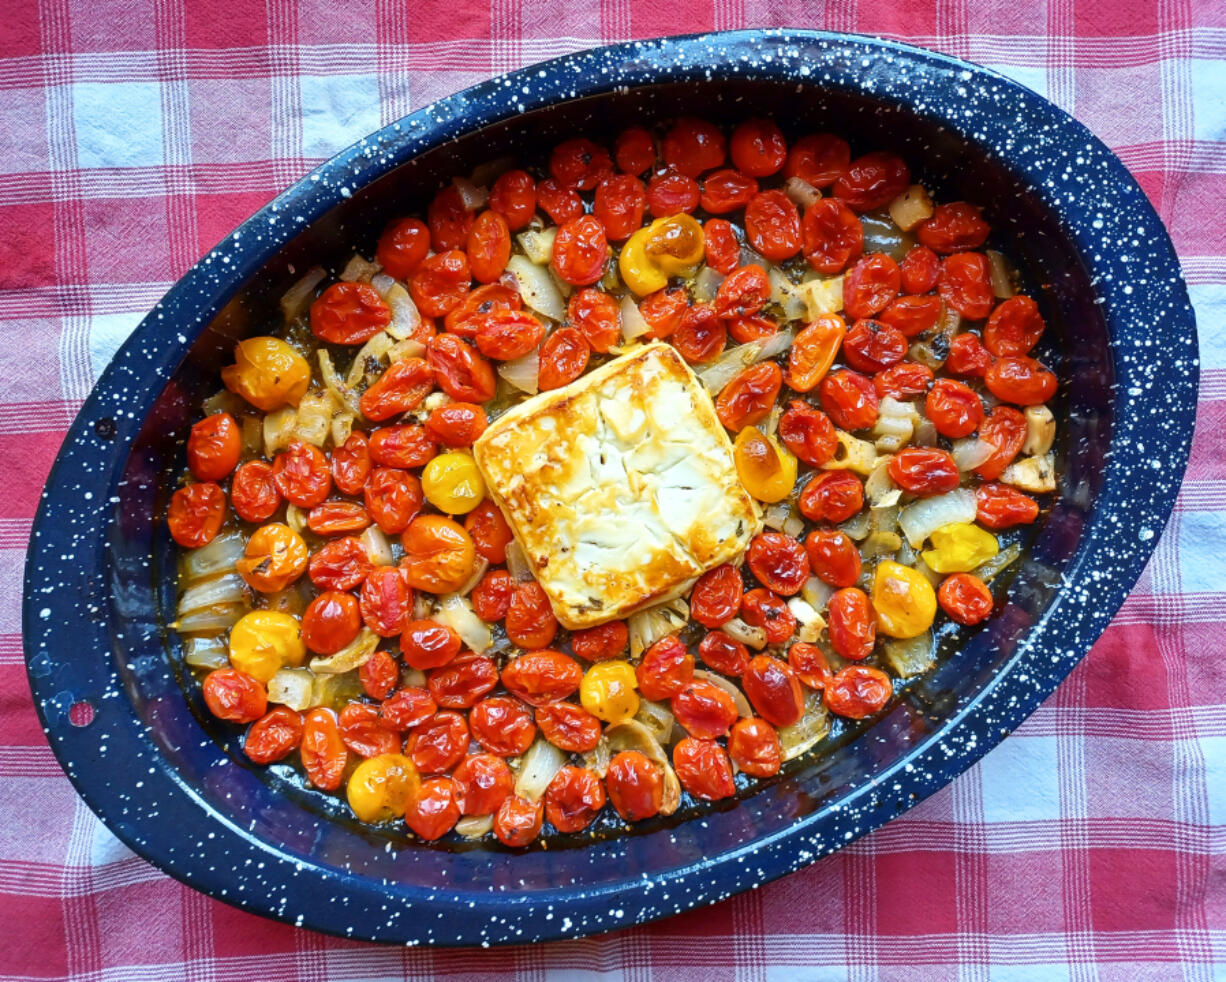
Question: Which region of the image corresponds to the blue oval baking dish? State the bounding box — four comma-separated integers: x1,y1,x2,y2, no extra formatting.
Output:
24,29,1197,945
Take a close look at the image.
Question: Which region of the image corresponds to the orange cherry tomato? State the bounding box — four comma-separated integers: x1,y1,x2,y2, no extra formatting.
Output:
798,470,864,524
427,653,499,709
605,750,663,820
536,177,583,225
300,707,348,790
825,665,893,719
832,151,910,212
309,535,372,592
301,591,361,655
746,532,810,596
567,287,621,354
742,654,804,726
168,482,226,548
359,356,435,421
662,117,726,177
469,696,536,757
879,295,943,338
976,483,1040,530
690,564,743,629
471,568,514,621
400,514,475,594
452,752,513,816
472,308,546,361
427,334,496,402
639,286,690,338
231,461,280,523
786,314,846,392
842,319,908,374
615,126,656,176
272,441,332,507
238,522,309,592
202,668,266,723
819,368,879,430
698,630,750,676
925,377,985,438
900,244,940,294
310,281,391,345
939,252,994,319
545,766,606,833
360,649,398,700
887,446,960,496
672,303,726,364
715,361,783,431
673,737,735,801
917,201,990,254
376,216,430,279
874,361,934,400
445,282,522,337
369,424,437,469
405,776,461,840
636,635,695,701
783,132,850,188
549,137,612,190
946,332,994,377
975,405,1027,480
593,174,646,241
788,641,833,691
804,528,862,588
409,250,471,318
406,711,469,773
488,169,536,230
187,413,241,481
778,399,838,466
463,501,513,564
843,253,901,320
494,794,543,847
243,706,303,764
740,588,796,645
672,679,738,739
400,619,462,670
538,327,590,391
364,467,423,535
744,189,802,261
380,686,436,731
466,209,512,284
306,500,371,536
338,701,400,758
704,218,740,274
984,356,1058,405
699,168,759,214
728,717,782,778
551,215,608,286
938,572,994,625
502,650,582,707
571,621,629,662
536,702,602,753
730,118,787,177
827,587,876,660
803,197,865,277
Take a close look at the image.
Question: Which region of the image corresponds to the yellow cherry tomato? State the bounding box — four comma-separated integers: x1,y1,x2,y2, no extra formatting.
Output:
733,426,798,503
580,660,640,723
922,523,1000,574
618,215,705,296
872,560,937,638
221,336,310,412
228,610,306,682
236,523,309,593
346,753,420,823
421,452,486,515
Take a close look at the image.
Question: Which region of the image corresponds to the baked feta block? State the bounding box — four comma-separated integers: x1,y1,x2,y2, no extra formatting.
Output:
473,342,761,630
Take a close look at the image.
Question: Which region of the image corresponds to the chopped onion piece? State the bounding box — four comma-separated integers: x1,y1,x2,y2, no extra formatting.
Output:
183,635,229,670
865,457,901,506
1001,453,1056,493
171,604,245,634
986,250,1015,299
783,514,805,538
506,255,566,321
768,267,806,321
619,293,651,342
317,350,360,416
469,156,514,188
360,525,394,567
433,593,492,654
331,412,354,448
311,669,363,707
505,540,534,582
280,267,325,321
783,176,821,209
739,243,770,269
883,631,935,678
952,437,995,472
799,275,844,318
975,541,1022,582
387,338,426,363
862,529,902,557
692,669,752,717
178,572,247,616
513,738,565,803
722,617,768,650
263,581,310,617
821,430,878,476
605,719,669,768
696,327,795,395
455,814,493,839
628,599,689,659
517,227,557,265
309,627,379,674
457,556,490,597
497,348,540,395
898,488,977,548
888,184,934,232
285,504,308,536
381,281,424,341
779,688,831,760
840,509,872,541
345,331,395,387
913,417,939,446
635,699,675,745
291,390,335,447
579,736,612,778
690,266,725,303
400,666,427,688
1023,405,1055,456
801,576,834,612
267,668,314,710
786,597,826,644
201,389,246,417
183,530,245,580
263,406,297,457
339,253,380,283
452,176,488,211
240,414,262,456
763,502,789,530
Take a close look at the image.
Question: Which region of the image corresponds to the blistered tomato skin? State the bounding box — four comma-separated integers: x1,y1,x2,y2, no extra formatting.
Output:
976,483,1041,529
405,777,461,840
300,592,360,656
400,515,476,593
888,447,961,496
231,461,280,523
825,666,893,719
605,750,663,820
401,619,462,670
939,572,995,625
779,400,838,466
672,680,738,739
237,523,309,593
716,361,783,431
827,588,877,660
742,655,804,726
503,650,583,707
805,528,862,588
168,482,226,548
187,413,241,481
202,668,267,724
747,532,811,596
494,794,544,847
244,706,303,764
222,336,310,412
536,701,602,753
310,282,391,345
636,636,694,701
673,738,736,801
740,588,797,645
729,717,782,778
453,753,514,816
819,369,879,430
698,631,750,676
799,471,864,524
546,766,606,833
505,581,560,649
785,132,850,187
690,564,743,628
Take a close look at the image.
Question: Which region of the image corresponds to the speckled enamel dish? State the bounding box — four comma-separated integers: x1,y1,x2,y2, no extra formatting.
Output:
24,30,1197,945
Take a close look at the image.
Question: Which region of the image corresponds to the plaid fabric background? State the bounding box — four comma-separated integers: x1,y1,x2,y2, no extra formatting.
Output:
2,1,1224,978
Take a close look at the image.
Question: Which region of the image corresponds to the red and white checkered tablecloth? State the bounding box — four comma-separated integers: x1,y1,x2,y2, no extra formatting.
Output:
2,1,1224,978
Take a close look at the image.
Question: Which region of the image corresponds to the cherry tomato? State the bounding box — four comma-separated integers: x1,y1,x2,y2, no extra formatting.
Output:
271,441,332,507
400,514,475,593
804,528,862,588
538,327,591,391
405,776,461,840
825,665,893,719
380,686,437,731
571,621,629,662
364,467,423,534
925,378,984,438
360,650,398,700
505,581,558,649
704,218,740,274
305,535,370,593
819,368,879,430
471,569,515,621
427,334,496,403
549,137,612,190
700,168,759,213
843,253,901,320
690,564,743,628
872,362,931,400
798,470,864,524
428,654,499,709
423,402,488,449
368,424,436,470
744,189,802,261
310,282,391,345
400,619,462,670
231,461,280,523
452,752,513,816
984,356,1058,405
445,282,522,337
545,766,606,832
726,313,777,344
406,711,469,773
671,679,738,739
786,315,846,392
244,706,303,764
673,737,735,801
662,117,726,176
307,501,370,536
784,133,850,188
536,177,583,225
975,483,1040,529
917,201,990,253
715,361,783,431
464,503,512,566
488,169,536,230
472,308,546,361
888,446,961,496
427,184,474,252
359,356,434,422
187,413,241,481
672,303,726,364
168,482,225,548
713,264,770,318
605,750,663,820
746,532,810,596
645,171,700,216
202,668,266,723
239,522,308,592
938,572,994,625
976,405,1028,479
536,702,602,753
501,650,582,706
639,286,689,338
409,250,471,318
338,701,400,758
636,635,695,701
777,400,837,467
698,630,750,676
946,332,993,377
466,210,512,284
880,295,943,338
832,151,910,212
984,295,1044,357
593,174,646,241
730,118,787,176
788,641,833,691
900,244,940,294
801,197,864,274
301,591,361,655
615,126,656,175
740,588,796,645
742,654,804,726
470,696,536,757
729,717,782,778
376,216,430,279
568,287,621,353
359,565,412,636
494,794,543,847
300,707,348,790
551,215,608,287
827,587,876,660
842,319,907,374
939,252,994,319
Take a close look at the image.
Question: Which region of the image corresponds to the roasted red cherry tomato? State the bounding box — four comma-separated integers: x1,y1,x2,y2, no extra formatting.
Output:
698,630,750,676
976,483,1040,529
301,591,361,655
310,282,391,345
605,750,663,820
939,252,994,320
746,532,810,596
464,501,513,564
819,368,879,430
671,679,738,739
802,197,864,274
244,706,303,764
984,356,1058,405
469,696,536,757
567,287,621,353
401,619,462,670
168,482,225,547
827,588,876,661
744,189,802,261
804,528,862,588
571,621,629,662
405,776,461,840
231,461,280,523
690,564,743,628
538,327,591,391
552,215,608,286
545,766,606,832
798,470,864,524
452,753,513,816
832,151,909,212
636,635,695,701
203,668,266,723
887,447,961,496
938,572,994,625
593,174,646,241
536,702,602,753
505,581,559,649
784,132,850,188
730,118,787,176
917,201,991,253
187,413,241,481
825,665,893,719
377,216,430,278
843,253,901,320
728,717,782,778
925,378,984,438
501,650,582,707
662,117,726,177
488,169,536,230
842,319,908,374
672,738,735,801
740,588,796,645
715,361,783,431
700,168,759,214
359,356,434,421
742,654,804,727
